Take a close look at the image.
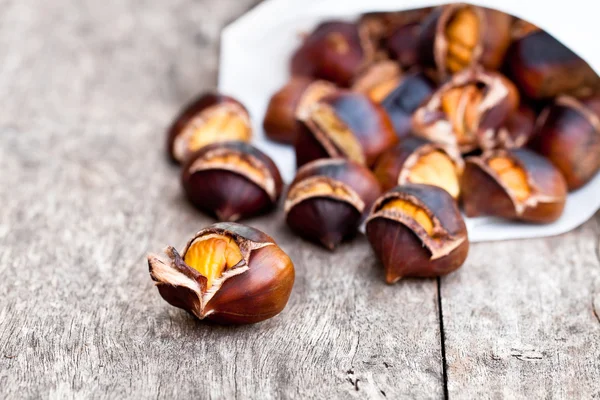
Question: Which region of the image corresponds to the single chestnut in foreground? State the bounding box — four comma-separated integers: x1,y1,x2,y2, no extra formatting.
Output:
167,93,252,164
366,184,469,283
285,159,381,250
148,223,295,324
413,68,519,155
263,78,337,144
290,21,375,88
295,91,397,167
507,30,600,99
181,141,283,222
461,149,567,223
373,136,463,198
530,96,600,191
351,60,402,103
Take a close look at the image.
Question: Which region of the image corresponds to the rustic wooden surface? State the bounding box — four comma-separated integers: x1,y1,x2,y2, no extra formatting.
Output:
0,0,598,399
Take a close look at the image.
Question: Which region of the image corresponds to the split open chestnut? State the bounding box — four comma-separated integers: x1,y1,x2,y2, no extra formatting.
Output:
461,149,567,223
167,93,252,164
295,91,397,167
285,158,381,250
373,136,463,199
181,141,283,222
366,184,469,283
147,223,295,324
351,60,403,103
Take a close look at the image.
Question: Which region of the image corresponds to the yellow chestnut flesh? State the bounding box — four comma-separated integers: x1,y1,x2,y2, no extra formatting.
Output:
310,105,366,164
445,8,480,72
441,84,483,144
381,199,434,235
408,151,460,199
196,153,266,185
488,157,531,201
288,179,353,200
184,234,243,289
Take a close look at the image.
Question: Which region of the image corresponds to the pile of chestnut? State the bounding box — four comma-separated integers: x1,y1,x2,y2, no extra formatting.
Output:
147,4,600,324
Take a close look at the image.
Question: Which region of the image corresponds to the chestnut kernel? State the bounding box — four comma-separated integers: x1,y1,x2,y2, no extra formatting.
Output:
181,141,283,222
285,158,381,250
461,149,567,223
413,68,519,155
530,95,600,190
147,222,295,324
366,184,469,283
295,91,398,167
167,93,252,164
263,78,337,145
373,136,463,198
351,60,403,103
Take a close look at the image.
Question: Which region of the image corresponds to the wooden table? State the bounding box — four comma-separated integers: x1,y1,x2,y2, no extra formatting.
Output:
1,1,599,398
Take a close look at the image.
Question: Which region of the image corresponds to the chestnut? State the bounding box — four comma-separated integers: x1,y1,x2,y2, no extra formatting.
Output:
351,60,403,103
167,93,252,164
263,78,337,145
147,222,295,324
366,184,469,283
359,9,433,46
181,141,283,222
418,5,512,81
413,68,519,155
461,148,567,223
285,158,381,250
381,71,436,139
295,91,398,167
507,30,600,99
386,22,423,69
373,136,463,199
290,21,375,88
530,95,600,190
493,104,536,150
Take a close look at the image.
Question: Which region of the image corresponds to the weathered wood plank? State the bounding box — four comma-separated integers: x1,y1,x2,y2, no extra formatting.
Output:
441,213,600,399
0,0,444,398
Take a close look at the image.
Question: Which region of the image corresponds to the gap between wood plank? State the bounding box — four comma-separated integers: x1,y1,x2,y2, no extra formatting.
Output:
437,277,449,400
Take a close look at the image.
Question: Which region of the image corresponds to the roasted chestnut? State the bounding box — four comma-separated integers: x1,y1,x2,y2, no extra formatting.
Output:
147,223,295,324
418,4,512,81
381,71,436,139
351,60,403,103
181,141,283,222
167,93,252,164
530,95,600,190
366,184,469,283
359,9,433,46
493,104,536,150
386,22,423,69
263,78,337,144
507,30,600,99
461,149,567,223
290,21,375,88
413,68,519,155
285,158,381,250
295,91,398,167
373,136,463,198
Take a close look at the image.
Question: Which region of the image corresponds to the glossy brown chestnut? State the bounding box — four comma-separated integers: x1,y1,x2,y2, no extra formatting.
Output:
181,141,283,222
507,30,600,100
263,78,337,144
418,4,512,81
373,136,463,198
461,149,567,223
381,71,436,139
492,104,536,150
351,60,403,103
386,22,422,69
413,68,519,155
366,184,469,283
147,223,295,324
167,93,252,164
285,158,381,250
295,91,398,167
359,8,433,46
290,21,375,88
530,96,600,190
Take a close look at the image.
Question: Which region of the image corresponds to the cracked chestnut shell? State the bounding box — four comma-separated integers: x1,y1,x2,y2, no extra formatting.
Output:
147,223,295,324
381,71,436,139
530,96,600,190
295,91,398,167
290,21,376,88
461,149,567,223
373,136,463,199
412,68,519,156
366,184,469,283
351,60,403,103
181,141,283,222
285,158,381,250
507,30,600,99
167,93,252,164
418,4,512,81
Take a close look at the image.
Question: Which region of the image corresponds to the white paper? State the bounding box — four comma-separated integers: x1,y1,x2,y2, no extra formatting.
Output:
219,0,600,242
